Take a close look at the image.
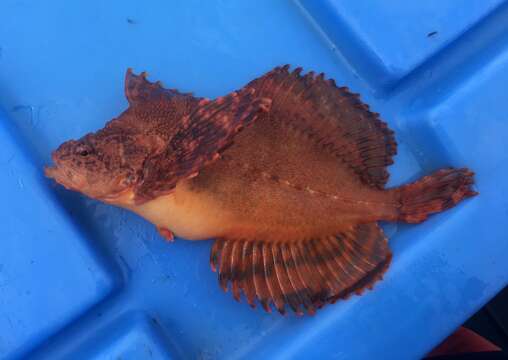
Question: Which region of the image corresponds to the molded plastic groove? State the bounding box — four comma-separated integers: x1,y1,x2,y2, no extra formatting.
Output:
392,0,508,101
25,293,131,360
32,311,180,360
297,0,508,94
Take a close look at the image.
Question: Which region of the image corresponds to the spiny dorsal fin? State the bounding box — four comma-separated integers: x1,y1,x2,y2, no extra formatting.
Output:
108,69,204,138
246,65,397,189
124,68,196,105
210,223,392,315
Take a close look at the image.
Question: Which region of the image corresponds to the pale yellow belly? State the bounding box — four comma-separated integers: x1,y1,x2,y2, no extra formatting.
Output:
114,182,233,240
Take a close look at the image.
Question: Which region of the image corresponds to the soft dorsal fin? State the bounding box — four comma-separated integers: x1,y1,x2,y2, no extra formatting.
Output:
210,223,392,315
134,88,271,203
246,65,397,189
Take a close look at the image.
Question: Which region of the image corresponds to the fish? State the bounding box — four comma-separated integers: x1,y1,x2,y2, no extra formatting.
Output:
45,65,477,315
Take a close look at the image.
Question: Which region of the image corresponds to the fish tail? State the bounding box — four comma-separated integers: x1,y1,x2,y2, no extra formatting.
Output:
395,168,477,223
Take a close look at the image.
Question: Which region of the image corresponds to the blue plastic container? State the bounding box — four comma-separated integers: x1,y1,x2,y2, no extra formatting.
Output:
1,1,507,359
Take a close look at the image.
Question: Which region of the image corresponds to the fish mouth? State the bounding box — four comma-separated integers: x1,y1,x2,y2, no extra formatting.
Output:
45,165,73,190
45,152,64,182
44,162,132,203
44,161,83,192
44,165,58,181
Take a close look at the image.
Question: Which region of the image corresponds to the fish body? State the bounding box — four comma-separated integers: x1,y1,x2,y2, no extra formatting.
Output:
46,66,477,315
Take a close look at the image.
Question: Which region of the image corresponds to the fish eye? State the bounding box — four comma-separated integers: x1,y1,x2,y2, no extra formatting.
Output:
75,145,92,157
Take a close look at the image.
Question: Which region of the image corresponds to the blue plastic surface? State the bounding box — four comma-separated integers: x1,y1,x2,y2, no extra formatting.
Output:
0,1,507,359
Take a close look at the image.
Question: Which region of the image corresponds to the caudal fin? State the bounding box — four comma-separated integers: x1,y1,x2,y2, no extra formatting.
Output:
397,168,477,223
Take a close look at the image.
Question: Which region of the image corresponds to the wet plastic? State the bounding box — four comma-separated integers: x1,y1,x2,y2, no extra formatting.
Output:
0,0,507,359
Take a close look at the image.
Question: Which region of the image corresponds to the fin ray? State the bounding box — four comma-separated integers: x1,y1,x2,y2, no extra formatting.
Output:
272,243,301,314
252,242,271,312
230,241,243,301
263,244,286,314
218,240,233,291
241,241,256,307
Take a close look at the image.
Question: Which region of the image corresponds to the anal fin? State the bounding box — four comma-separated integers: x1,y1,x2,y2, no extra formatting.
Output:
210,223,392,315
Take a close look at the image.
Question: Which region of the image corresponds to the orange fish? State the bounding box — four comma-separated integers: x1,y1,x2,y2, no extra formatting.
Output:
45,65,477,315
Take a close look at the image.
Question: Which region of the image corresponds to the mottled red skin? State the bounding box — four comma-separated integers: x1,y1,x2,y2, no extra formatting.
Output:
46,66,477,316
45,69,270,203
